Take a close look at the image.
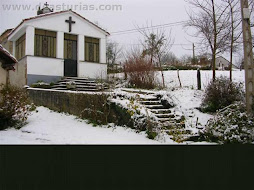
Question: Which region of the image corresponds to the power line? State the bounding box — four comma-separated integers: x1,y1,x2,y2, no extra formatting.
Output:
111,20,187,33
114,42,195,46
110,20,188,36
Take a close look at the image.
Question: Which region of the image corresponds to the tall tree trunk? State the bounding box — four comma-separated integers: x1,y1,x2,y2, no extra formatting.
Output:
212,49,216,81
229,1,234,81
212,0,217,81
159,56,165,88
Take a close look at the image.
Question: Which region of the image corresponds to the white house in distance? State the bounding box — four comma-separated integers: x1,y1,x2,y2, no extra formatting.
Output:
215,56,238,70
7,4,109,85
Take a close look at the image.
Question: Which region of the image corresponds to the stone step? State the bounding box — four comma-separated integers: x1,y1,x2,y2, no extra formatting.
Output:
52,84,97,89
50,77,108,92
65,77,89,80
145,105,166,109
140,101,161,105
51,87,98,91
162,121,186,128
59,81,97,85
51,87,100,92
155,114,175,118
164,131,192,138
50,87,69,90
76,88,100,92
60,79,96,84
150,109,172,114
157,118,172,122
139,98,159,101
121,89,155,95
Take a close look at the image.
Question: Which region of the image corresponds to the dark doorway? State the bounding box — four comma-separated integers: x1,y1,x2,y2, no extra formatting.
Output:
64,34,77,77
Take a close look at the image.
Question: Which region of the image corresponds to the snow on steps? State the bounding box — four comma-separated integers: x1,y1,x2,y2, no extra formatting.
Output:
51,77,108,92
119,89,185,128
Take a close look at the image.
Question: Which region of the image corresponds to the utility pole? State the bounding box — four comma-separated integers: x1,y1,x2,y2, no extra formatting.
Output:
193,43,196,64
241,0,254,114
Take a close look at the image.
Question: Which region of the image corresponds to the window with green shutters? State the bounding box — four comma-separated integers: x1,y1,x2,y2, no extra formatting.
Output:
15,34,26,60
85,37,100,63
34,29,56,58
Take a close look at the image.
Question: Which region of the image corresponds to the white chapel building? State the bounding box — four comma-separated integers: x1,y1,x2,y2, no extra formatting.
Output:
6,4,109,86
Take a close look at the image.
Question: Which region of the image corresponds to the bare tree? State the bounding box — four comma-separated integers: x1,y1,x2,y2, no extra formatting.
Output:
123,45,157,89
248,0,254,46
180,54,193,65
106,41,122,68
137,24,174,87
185,0,231,81
222,0,242,81
161,52,179,65
235,55,244,70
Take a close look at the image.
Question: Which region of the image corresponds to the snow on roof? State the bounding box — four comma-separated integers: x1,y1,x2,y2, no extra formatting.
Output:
8,10,110,38
0,44,17,64
216,56,230,63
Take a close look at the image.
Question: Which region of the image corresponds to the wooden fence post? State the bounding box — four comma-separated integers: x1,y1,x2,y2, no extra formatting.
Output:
197,69,201,90
177,69,182,88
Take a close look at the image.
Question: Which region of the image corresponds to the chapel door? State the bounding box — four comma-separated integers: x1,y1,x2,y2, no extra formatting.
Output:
64,34,77,77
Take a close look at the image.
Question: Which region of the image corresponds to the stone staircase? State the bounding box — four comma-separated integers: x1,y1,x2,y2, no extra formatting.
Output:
139,96,185,128
51,77,108,92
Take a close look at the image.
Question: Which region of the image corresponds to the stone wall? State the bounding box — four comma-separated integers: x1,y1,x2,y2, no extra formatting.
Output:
0,62,7,88
9,56,27,88
28,89,133,127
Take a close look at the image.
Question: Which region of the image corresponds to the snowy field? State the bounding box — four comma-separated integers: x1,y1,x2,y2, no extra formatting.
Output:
0,70,245,144
0,107,161,144
162,70,245,89
161,70,245,132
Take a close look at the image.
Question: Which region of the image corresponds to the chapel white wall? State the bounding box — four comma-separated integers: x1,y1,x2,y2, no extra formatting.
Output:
27,56,64,76
25,26,35,56
57,31,64,59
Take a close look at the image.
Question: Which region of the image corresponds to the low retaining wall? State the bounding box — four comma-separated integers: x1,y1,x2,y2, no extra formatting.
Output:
28,88,133,127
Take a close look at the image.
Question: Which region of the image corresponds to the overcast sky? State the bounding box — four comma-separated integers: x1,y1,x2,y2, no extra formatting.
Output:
0,0,242,60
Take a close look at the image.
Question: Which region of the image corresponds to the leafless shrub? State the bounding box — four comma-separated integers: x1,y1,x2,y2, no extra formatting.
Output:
124,55,158,89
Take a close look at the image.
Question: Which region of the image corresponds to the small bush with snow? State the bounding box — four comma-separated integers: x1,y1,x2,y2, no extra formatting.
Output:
66,81,76,89
201,76,244,113
30,81,53,89
200,102,254,144
0,85,31,130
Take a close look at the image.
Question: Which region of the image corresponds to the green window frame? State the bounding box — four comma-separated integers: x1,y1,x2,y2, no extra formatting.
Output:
85,37,100,63
15,34,26,60
34,29,56,58
64,34,77,60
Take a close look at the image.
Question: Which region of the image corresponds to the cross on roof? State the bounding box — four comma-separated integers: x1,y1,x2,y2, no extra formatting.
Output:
65,16,76,32
44,2,49,7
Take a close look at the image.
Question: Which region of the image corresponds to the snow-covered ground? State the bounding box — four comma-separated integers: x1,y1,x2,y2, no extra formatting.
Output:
160,70,245,133
0,70,245,144
0,107,161,144
162,70,245,89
